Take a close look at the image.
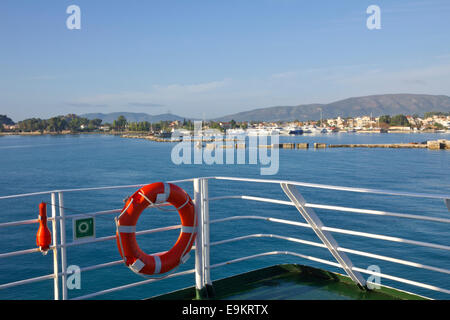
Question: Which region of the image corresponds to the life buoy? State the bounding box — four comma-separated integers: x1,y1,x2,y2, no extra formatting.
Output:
115,182,196,275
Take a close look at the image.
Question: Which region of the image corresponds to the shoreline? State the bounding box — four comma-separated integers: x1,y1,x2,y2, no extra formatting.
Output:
1,131,449,150
1,129,449,137
0,131,123,136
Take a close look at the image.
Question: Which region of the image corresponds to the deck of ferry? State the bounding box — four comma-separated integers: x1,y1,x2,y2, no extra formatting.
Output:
150,264,426,300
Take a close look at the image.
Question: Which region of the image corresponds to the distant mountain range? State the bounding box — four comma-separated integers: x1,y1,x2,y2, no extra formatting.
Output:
79,94,450,123
214,94,450,122
80,112,187,123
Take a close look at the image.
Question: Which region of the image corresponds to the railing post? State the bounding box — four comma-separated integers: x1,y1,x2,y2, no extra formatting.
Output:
201,178,214,297
193,179,205,298
50,193,59,300
193,178,214,299
58,192,68,300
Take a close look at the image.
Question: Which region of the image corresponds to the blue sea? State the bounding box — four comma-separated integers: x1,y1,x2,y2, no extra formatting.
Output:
0,133,449,300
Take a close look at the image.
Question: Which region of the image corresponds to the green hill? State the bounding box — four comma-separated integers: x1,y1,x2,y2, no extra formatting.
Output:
214,94,450,122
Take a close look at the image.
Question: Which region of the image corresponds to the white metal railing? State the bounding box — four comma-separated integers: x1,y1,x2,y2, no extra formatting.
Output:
0,176,449,300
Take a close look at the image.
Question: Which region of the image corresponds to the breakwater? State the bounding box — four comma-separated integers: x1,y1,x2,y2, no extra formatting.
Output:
121,134,450,150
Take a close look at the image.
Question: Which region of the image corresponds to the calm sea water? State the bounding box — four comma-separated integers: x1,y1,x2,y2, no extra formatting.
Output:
0,133,449,300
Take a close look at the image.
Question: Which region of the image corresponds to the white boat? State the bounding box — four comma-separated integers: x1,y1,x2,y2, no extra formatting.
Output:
281,126,303,135
226,128,246,136
304,126,325,134
246,128,271,136
171,129,191,140
269,128,281,135
301,126,312,134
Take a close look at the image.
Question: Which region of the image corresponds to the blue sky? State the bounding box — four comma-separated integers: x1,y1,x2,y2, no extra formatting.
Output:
1,0,450,121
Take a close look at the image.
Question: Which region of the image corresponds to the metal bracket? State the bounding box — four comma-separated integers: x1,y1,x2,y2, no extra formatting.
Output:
281,183,367,289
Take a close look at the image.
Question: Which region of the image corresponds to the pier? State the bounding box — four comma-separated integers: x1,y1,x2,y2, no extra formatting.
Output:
120,134,450,150
329,139,449,150
327,143,427,149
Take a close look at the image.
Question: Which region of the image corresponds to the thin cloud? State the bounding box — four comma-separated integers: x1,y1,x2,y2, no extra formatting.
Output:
403,79,428,86
435,53,450,60
66,102,109,108
128,102,164,107
152,79,231,94
69,79,231,106
270,71,297,79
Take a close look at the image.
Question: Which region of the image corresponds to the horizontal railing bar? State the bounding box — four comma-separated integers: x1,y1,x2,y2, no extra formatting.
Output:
79,260,124,273
211,215,310,228
2,176,448,201
64,224,184,248
210,215,450,251
210,251,448,296
210,195,293,206
210,234,450,275
71,268,196,300
0,247,42,259
0,190,57,200
0,273,54,290
0,209,121,229
209,195,450,224
209,250,341,270
59,209,121,220
0,218,39,228
59,205,170,221
0,224,184,259
0,204,176,229
0,260,124,291
354,267,450,295
211,233,326,249
0,178,197,200
213,176,450,200
308,203,450,224
338,247,450,275
322,225,450,251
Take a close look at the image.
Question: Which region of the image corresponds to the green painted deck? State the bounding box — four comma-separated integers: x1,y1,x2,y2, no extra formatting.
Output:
151,264,426,300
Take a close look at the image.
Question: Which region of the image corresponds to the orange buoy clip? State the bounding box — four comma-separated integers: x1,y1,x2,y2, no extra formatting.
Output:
36,202,52,255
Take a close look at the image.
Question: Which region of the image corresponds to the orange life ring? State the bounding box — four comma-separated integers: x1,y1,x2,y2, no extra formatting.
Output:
115,182,196,275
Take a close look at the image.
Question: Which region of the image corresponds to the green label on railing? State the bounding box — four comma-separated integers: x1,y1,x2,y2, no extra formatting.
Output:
73,217,95,241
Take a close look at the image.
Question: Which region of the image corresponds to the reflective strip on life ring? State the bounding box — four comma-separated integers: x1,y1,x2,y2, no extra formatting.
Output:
115,182,196,275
